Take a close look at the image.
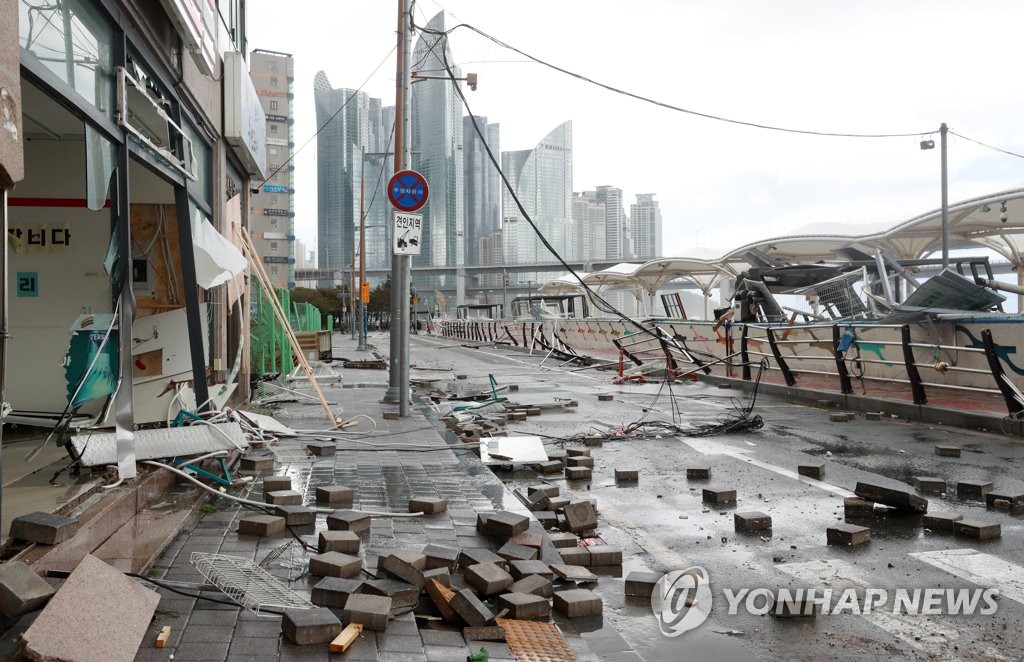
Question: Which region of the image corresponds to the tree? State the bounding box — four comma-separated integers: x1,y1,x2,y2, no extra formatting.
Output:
290,286,347,319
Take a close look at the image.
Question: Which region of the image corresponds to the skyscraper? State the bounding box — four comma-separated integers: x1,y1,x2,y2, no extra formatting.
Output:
411,11,465,290
594,185,627,261
573,192,606,263
630,193,663,260
313,72,392,286
463,115,501,268
501,121,574,282
249,49,295,287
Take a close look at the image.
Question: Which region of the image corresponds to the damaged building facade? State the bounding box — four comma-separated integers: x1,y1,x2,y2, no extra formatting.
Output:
6,0,261,479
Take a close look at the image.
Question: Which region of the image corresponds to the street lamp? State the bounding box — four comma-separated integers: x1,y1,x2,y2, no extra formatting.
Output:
921,123,948,268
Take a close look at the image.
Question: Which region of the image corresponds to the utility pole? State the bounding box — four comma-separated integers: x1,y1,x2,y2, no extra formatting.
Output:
357,156,367,350
940,122,949,269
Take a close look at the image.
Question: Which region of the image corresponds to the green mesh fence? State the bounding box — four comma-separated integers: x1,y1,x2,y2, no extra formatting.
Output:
250,286,330,374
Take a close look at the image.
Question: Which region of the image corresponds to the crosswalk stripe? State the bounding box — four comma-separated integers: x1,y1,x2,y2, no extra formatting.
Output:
909,548,1024,606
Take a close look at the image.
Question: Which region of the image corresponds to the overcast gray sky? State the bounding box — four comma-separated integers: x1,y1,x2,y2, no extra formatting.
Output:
249,0,1024,261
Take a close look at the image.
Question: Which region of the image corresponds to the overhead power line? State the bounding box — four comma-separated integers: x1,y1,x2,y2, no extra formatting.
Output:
950,131,1024,161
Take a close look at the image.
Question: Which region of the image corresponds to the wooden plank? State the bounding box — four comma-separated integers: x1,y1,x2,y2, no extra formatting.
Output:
155,626,171,648
329,623,363,653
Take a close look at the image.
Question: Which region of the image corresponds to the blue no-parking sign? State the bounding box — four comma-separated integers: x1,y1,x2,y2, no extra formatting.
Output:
387,170,429,212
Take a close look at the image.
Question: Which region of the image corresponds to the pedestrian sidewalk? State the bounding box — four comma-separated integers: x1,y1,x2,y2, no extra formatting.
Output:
133,331,640,662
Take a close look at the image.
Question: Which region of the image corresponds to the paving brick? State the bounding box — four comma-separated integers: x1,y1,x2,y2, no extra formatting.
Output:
327,510,372,534
734,511,772,532
553,588,602,617
240,454,275,471
423,544,461,571
343,594,392,632
477,511,529,537
450,588,495,627
843,497,875,518
588,545,623,566
547,532,579,548
954,519,1001,540
985,491,1024,508
380,551,427,587
409,497,448,514
922,512,963,531
273,506,316,526
686,467,711,480
508,574,553,598
584,436,603,447
528,485,560,499
557,547,590,566
9,512,78,545
363,578,421,609
265,490,303,506
497,542,537,562
914,477,946,494
306,441,336,456
319,530,360,554
316,485,354,506
624,571,661,598
597,394,614,402
935,445,961,457
262,476,292,494
508,533,543,550
562,501,598,533
702,487,737,505
564,466,592,481
533,461,564,474
508,560,553,581
525,490,549,511
465,563,513,596
422,568,451,587
238,515,285,537
546,496,571,511
282,607,343,645
827,523,871,546
309,552,362,578
566,456,595,468
854,482,928,513
550,563,599,583
462,626,506,642
565,448,591,458
614,468,639,484
0,561,54,617
458,548,506,569
957,480,994,500
311,577,364,608
797,463,825,480
383,411,400,420
992,499,1012,512
534,512,558,530
496,592,550,619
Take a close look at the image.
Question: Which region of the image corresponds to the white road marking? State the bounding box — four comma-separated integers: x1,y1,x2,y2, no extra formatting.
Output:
680,436,854,498
778,559,1005,660
909,548,1024,606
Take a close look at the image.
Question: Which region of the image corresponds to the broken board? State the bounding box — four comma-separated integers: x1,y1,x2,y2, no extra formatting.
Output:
69,422,246,467
480,436,548,465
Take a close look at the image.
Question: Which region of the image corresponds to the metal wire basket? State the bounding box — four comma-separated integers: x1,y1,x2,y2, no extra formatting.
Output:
190,552,313,615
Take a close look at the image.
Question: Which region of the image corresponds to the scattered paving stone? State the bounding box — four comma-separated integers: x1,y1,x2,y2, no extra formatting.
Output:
477,511,530,537
9,512,78,545
422,567,451,587
525,491,549,511
734,511,772,532
380,551,427,587
262,476,292,493
451,588,495,627
985,491,1024,508
238,514,285,537
526,407,542,417
547,533,579,549
363,578,420,609
496,592,551,619
702,488,737,506
564,467,592,481
565,448,591,458
993,499,1012,511
584,436,603,447
614,468,639,484
562,501,598,533
827,523,871,546
553,588,602,617
843,497,875,518
557,547,590,566
597,394,614,402
828,412,848,423
327,510,372,534
240,454,275,471
423,544,461,571
546,497,571,511
854,482,928,512
935,445,961,457
687,467,711,480
497,542,537,562
508,560,553,581
282,608,343,645
459,548,506,569
311,577,365,608
566,456,595,468
508,574,553,598
957,480,994,500
587,545,623,566
914,477,946,494
306,441,336,456
343,594,392,631
409,497,448,514
464,625,506,641
508,533,544,550
954,519,1001,540
797,463,825,480
383,411,400,420
534,461,564,474
310,552,363,578
922,512,963,531
319,530,361,554
265,490,302,506
0,561,55,617
273,505,316,526
465,563,514,596
316,485,354,506
550,563,599,583
865,412,882,421
624,571,661,598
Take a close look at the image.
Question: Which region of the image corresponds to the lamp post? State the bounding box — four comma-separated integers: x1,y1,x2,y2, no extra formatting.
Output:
359,149,394,351
920,123,949,269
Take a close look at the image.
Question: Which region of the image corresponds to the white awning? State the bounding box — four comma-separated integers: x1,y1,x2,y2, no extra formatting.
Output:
192,211,247,289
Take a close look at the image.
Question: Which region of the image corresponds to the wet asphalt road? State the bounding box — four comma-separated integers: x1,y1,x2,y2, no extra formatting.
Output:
409,333,1024,662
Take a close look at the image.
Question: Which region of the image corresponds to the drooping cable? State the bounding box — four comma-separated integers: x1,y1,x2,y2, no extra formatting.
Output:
949,131,1024,161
